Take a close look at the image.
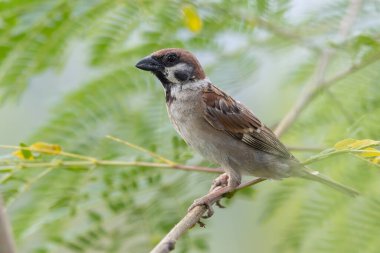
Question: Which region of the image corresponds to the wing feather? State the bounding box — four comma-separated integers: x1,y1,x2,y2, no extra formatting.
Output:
202,84,293,159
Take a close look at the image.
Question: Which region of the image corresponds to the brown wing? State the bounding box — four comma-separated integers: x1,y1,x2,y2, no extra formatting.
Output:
202,84,293,159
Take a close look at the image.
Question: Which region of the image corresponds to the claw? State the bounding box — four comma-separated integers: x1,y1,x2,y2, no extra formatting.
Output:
188,198,215,218
216,200,225,208
197,220,206,227
202,204,214,218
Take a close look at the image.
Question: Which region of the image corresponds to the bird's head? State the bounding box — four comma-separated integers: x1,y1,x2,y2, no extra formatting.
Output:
135,48,206,87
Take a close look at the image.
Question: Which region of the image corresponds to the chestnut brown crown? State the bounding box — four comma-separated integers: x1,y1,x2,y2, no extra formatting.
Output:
136,48,206,86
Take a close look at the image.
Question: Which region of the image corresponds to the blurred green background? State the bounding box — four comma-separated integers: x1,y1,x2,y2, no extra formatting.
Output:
1,0,380,252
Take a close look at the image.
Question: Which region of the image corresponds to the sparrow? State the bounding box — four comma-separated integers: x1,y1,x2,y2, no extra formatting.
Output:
136,48,358,216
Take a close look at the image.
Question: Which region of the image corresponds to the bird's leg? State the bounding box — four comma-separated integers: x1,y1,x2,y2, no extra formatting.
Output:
188,174,240,218
209,173,229,208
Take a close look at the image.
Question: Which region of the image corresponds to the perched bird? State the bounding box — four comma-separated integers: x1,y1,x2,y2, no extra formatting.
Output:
136,48,358,216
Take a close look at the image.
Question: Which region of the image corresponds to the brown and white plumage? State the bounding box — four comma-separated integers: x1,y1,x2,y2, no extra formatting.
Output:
136,48,358,215
202,84,293,159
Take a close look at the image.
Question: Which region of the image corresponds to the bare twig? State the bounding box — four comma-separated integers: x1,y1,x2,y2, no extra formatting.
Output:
235,178,267,190
0,195,16,253
274,0,364,137
320,52,380,91
287,146,325,152
338,0,363,38
150,178,265,253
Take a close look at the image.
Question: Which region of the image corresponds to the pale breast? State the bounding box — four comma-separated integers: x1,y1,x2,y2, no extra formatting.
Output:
166,83,220,159
167,86,204,142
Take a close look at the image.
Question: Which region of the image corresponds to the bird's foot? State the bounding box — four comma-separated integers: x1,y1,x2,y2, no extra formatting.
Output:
188,185,233,218
188,174,239,218
209,173,229,209
210,173,229,191
188,196,215,218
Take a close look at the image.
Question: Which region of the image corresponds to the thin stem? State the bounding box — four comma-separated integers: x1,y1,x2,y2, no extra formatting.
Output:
106,135,177,165
287,146,325,152
0,145,223,174
302,147,380,165
0,160,223,174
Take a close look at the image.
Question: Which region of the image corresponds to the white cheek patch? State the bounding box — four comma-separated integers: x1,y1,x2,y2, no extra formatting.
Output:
171,78,208,94
165,63,190,84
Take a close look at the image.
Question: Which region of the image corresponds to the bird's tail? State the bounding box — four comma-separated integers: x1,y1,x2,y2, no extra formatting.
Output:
298,168,359,197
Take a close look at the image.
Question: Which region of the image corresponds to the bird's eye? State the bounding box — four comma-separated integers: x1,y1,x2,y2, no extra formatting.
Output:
165,53,178,64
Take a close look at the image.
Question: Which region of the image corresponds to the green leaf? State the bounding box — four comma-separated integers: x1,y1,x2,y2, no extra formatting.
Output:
19,143,33,160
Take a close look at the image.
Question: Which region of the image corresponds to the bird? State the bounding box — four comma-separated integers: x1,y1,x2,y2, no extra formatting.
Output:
135,48,358,216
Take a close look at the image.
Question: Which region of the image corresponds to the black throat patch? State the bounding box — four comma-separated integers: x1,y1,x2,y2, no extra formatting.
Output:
154,71,177,105
165,86,176,105
155,72,170,88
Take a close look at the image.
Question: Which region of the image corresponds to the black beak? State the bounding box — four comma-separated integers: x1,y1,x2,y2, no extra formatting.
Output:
135,56,163,72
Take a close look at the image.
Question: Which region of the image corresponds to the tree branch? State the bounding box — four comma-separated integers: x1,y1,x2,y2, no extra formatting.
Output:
0,195,16,253
274,0,364,137
150,178,266,253
274,52,379,137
